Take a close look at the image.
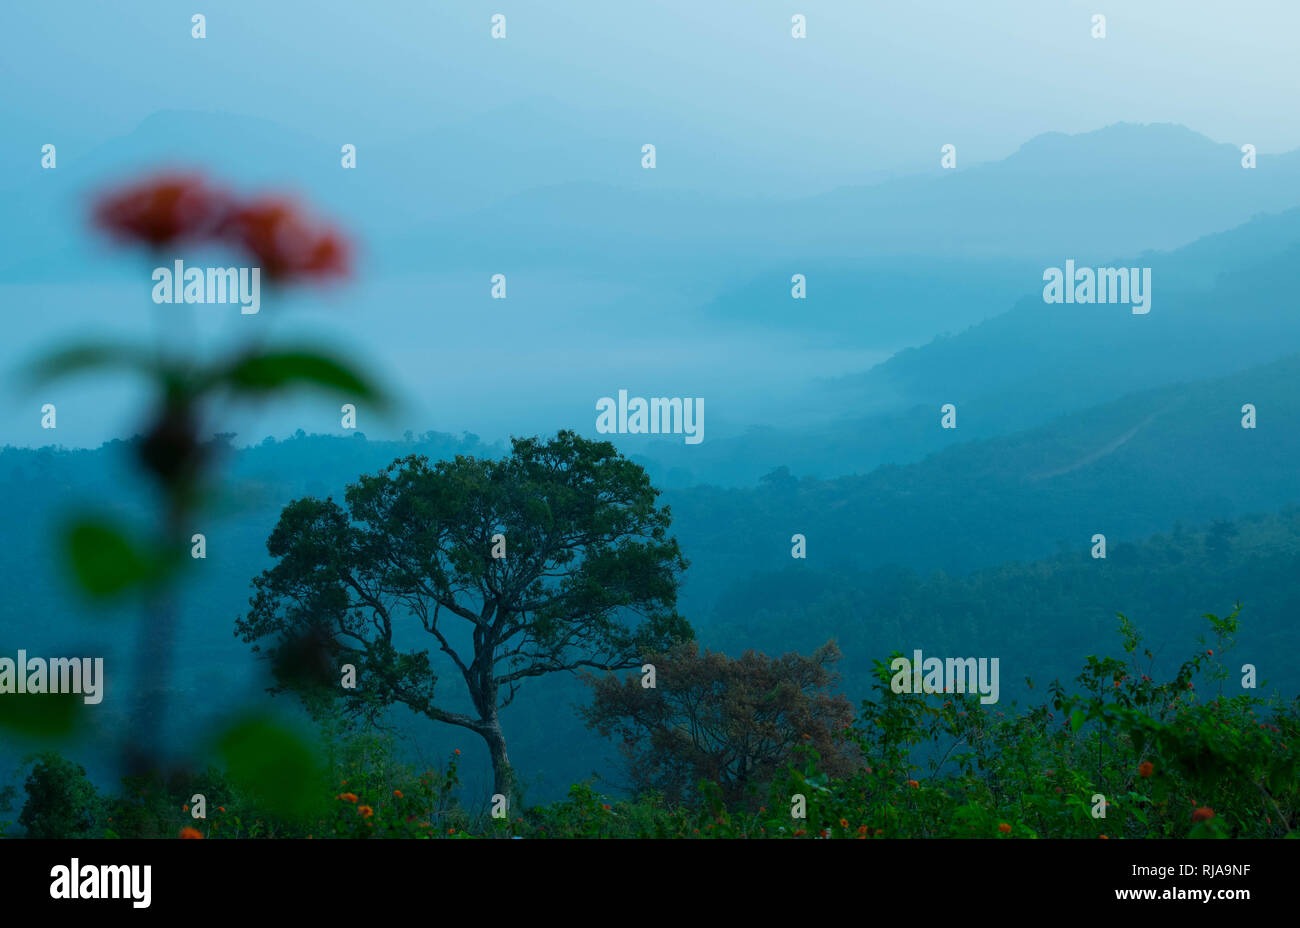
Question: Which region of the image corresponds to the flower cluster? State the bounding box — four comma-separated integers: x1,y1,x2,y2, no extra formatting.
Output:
93,173,350,283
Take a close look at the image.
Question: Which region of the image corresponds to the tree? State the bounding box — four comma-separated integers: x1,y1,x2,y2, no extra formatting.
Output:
19,753,106,838
237,430,692,797
581,640,857,806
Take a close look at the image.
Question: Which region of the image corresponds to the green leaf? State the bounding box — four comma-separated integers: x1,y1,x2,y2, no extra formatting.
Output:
219,350,389,407
0,692,80,737
61,517,153,598
1070,709,1086,733
26,342,154,384
217,716,319,823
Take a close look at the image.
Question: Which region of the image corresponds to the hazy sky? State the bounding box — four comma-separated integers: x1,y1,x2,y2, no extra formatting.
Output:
3,0,1299,188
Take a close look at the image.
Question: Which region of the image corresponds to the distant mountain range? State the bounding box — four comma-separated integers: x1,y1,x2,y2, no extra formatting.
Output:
621,206,1300,486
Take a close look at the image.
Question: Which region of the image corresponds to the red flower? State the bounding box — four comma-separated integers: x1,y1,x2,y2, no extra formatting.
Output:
178,826,203,839
220,197,350,282
997,823,1011,834
1138,761,1154,778
1191,807,1215,823
93,173,230,248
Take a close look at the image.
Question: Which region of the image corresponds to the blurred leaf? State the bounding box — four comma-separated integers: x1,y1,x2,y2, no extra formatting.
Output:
217,716,318,822
1070,709,1086,733
218,350,389,407
61,516,154,598
27,342,154,385
0,692,80,737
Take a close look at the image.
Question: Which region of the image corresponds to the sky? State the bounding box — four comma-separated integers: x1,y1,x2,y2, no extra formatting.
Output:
4,0,1299,184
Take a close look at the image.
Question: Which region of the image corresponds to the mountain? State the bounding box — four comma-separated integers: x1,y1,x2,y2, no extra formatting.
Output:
619,207,1300,486
665,351,1300,610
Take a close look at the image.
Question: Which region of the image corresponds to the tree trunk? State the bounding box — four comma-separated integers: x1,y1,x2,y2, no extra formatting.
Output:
483,720,514,801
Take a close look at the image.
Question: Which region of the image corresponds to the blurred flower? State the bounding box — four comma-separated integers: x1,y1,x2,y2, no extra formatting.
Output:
393,790,403,799
1138,761,1154,778
907,779,919,789
336,792,359,803
93,173,231,248
220,197,350,282
1191,807,1216,823
179,826,203,839
358,805,374,818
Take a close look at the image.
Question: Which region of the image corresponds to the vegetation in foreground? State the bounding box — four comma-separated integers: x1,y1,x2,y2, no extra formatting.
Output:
5,607,1294,839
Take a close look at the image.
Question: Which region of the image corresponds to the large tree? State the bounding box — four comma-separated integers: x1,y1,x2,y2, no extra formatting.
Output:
237,431,692,797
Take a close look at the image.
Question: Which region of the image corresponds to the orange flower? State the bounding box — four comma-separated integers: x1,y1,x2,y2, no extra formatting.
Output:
182,805,189,812
601,803,612,811
839,818,849,829
998,823,1011,834
217,806,226,813
907,779,920,789
179,826,203,839
454,749,461,755
393,790,403,799
1099,834,1109,839
1191,807,1216,823
336,792,359,803
220,198,349,282
358,805,374,818
1138,761,1154,778
793,829,806,837
93,173,231,248
857,824,868,835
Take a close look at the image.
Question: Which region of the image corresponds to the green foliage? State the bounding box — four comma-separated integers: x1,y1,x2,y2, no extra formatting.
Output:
0,692,82,738
60,516,159,599
17,753,106,838
7,611,1296,839
215,716,322,826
